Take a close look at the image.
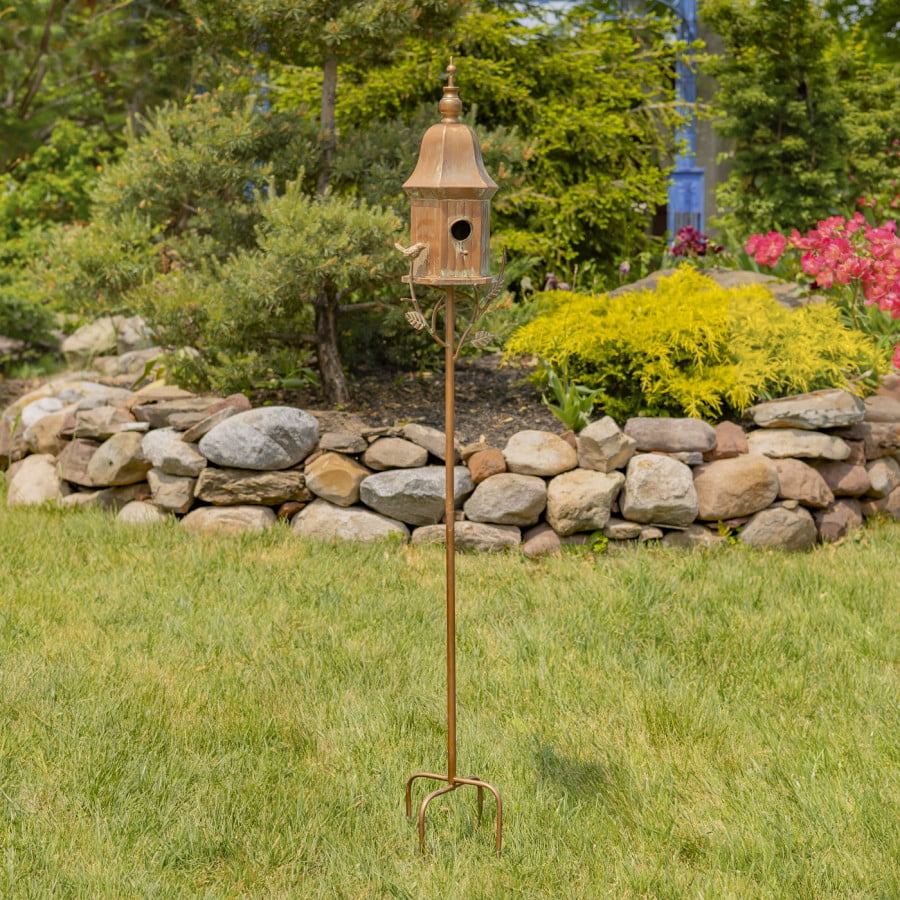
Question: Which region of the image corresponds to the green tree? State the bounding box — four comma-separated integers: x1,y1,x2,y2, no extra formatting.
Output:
702,0,848,234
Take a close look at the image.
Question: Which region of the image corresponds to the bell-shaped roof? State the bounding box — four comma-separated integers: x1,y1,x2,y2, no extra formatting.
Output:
402,63,498,201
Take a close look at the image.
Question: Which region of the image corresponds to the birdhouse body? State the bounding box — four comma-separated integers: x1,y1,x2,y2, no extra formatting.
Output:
402,67,498,286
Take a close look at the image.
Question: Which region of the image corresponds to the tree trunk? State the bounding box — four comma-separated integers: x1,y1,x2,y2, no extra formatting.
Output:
314,286,348,406
316,54,338,197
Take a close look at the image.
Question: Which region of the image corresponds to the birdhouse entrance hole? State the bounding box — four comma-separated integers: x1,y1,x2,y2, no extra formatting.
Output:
450,218,472,241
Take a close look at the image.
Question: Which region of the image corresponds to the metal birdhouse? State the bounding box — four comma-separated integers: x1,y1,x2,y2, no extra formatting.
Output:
402,63,498,285
398,61,504,858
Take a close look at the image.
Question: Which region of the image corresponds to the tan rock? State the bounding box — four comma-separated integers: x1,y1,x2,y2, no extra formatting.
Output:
624,417,716,453
147,468,196,514
703,421,748,461
739,506,817,551
576,416,636,472
363,437,428,471
748,389,865,430
545,468,624,535
620,454,698,526
117,500,170,526
23,408,73,456
181,505,277,535
6,454,71,506
464,472,547,526
746,428,850,460
503,430,577,477
86,432,151,486
693,456,779,521
411,521,520,551
195,467,312,506
305,452,370,507
292,499,408,542
403,423,460,462
57,439,101,487
814,499,863,543
865,456,900,499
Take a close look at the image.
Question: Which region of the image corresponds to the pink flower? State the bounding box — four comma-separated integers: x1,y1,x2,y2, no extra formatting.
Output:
745,231,787,266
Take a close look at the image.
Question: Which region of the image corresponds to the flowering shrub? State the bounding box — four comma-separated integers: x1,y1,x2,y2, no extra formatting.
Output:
745,210,900,366
670,226,723,259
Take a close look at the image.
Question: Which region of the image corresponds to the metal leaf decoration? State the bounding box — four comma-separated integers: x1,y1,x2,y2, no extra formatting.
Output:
469,330,494,349
405,310,429,331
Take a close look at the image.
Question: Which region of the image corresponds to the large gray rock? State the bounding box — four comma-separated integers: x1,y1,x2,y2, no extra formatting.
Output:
620,454,698,526
748,389,865,430
181,505,277,535
746,428,850,460
463,473,547,526
86,432,150,486
194,467,312,506
576,417,636,473
359,466,474,526
6,454,71,506
304,452,370,507
362,437,428,471
739,506,817,551
623,417,716,454
411,521,520,551
545,468,624,535
198,406,319,470
503,430,577,477
693,456,779,521
141,427,207,477
147,469,196,514
770,458,834,508
292,499,408,542
403,423,460,462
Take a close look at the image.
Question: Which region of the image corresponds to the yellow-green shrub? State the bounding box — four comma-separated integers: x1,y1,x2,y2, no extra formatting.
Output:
504,267,888,421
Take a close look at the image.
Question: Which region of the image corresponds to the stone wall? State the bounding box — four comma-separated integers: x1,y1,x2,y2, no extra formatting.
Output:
4,377,900,555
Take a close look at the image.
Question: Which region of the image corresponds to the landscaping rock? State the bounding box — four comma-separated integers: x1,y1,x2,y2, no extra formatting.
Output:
814,499,863,543
603,518,642,540
832,422,900,459
403,422,459,462
865,456,900,499
748,389,865,430
545,468,624,535
703,421,748,461
292,499,408,542
771,458,834,508
623,417,716,454
863,395,900,422
812,461,871,497
117,500,170,526
860,486,900,520
141,427,207,477
620,454,698,526
20,396,65,429
60,483,148,512
746,428,850,460
181,505,277,535
318,432,368,455
179,394,252,442
132,395,222,430
463,472,547,526
147,468,196,514
86,432,150,486
363,437,428,471
57,439,100,486
662,524,725,549
60,317,118,366
576,416,636,472
359,466,474,526
23,409,72,456
411,521,520,551
693,456,779,520
522,523,562,558
304,452,370,507
194,467,312,506
466,447,506,483
6,454,71,506
73,405,141,440
503,430,577,477
739,506,817,551
198,406,319,470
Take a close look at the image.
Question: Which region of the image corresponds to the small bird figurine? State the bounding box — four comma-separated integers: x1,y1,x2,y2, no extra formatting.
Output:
394,242,428,259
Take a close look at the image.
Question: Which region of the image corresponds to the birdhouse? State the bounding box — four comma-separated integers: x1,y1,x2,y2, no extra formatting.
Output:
402,63,498,285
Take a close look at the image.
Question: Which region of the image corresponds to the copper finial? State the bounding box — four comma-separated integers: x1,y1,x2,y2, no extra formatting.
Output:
439,60,462,123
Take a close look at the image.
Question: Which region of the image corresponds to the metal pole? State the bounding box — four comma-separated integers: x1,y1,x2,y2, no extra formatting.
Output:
444,286,457,785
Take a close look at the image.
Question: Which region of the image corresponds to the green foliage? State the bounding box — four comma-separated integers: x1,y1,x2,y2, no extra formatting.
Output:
536,355,603,432
504,267,888,421
702,0,847,234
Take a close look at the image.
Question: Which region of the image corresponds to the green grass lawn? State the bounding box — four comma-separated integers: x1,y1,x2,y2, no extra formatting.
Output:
0,500,897,898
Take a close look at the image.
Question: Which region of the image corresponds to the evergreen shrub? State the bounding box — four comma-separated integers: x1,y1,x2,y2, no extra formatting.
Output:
504,267,888,421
